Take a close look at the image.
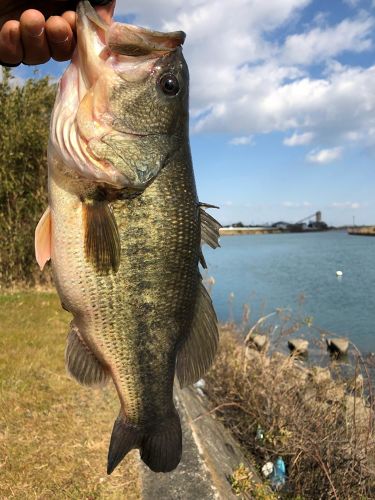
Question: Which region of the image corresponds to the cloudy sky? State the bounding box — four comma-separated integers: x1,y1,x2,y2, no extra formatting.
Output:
15,0,375,226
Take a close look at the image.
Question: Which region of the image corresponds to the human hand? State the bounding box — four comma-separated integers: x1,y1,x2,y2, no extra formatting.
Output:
0,1,115,66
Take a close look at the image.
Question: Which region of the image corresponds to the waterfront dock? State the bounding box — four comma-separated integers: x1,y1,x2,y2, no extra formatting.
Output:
219,227,282,236
348,226,375,236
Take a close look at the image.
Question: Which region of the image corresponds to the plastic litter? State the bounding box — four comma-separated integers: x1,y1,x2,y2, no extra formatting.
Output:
261,461,274,479
193,379,206,397
270,456,286,491
255,424,265,443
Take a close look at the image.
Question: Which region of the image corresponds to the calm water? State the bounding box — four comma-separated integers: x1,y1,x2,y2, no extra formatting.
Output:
204,231,375,353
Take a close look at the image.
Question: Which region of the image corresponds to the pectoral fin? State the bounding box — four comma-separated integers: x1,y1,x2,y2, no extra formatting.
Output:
35,207,52,271
176,281,219,388
83,201,121,274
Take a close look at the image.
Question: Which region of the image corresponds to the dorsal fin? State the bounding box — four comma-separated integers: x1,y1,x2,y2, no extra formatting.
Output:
200,206,221,249
199,249,207,269
176,280,219,388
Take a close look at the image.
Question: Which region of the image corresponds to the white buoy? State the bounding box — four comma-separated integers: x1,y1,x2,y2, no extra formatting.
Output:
336,270,343,277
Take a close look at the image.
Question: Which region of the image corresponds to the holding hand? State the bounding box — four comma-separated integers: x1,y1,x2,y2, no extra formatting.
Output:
0,0,114,66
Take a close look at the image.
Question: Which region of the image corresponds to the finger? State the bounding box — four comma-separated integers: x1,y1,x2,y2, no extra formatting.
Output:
62,10,77,34
0,2,78,27
0,20,23,65
20,9,50,65
45,16,74,61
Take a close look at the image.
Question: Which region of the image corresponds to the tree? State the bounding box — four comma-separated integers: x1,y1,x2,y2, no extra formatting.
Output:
0,68,56,287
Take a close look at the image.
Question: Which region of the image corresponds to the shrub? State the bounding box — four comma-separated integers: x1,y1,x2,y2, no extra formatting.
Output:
206,327,375,499
0,68,55,288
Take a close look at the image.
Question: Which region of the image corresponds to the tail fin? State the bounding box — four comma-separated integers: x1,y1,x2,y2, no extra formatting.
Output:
107,416,142,475
140,409,182,473
107,410,182,474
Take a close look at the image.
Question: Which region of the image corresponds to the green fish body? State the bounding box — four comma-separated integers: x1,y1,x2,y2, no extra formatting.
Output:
35,1,220,474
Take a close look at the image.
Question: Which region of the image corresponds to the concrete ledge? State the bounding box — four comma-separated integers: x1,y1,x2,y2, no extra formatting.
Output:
141,385,261,499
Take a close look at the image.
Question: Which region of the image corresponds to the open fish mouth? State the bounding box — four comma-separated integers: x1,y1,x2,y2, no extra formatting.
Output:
77,0,186,78
50,0,185,188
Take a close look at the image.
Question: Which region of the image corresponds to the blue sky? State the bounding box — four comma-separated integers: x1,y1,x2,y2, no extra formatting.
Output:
14,0,375,226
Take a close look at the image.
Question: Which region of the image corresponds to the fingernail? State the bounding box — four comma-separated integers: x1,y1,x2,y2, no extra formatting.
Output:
49,32,70,44
26,24,44,38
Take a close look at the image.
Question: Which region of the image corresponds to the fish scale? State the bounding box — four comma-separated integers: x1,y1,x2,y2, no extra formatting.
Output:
51,145,199,425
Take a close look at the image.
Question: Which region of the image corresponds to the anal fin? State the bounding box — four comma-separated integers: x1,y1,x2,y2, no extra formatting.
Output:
83,201,121,274
176,280,219,388
35,207,52,271
65,324,109,387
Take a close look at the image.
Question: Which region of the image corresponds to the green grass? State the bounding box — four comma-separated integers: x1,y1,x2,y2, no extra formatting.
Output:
0,292,140,499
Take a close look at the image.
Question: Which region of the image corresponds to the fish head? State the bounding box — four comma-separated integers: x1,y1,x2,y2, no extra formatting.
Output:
50,0,188,192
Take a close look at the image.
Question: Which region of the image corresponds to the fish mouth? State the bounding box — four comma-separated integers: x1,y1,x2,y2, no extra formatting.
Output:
51,1,185,189
76,1,111,90
77,0,185,91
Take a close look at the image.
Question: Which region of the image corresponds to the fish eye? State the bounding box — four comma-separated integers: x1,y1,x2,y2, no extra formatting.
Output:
159,73,180,96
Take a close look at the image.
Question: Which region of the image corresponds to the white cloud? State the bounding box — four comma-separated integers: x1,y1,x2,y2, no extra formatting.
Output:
282,201,312,208
345,131,362,141
282,17,374,65
283,131,314,146
117,0,312,32
113,1,375,153
306,147,343,164
343,0,361,7
229,136,254,146
331,202,361,209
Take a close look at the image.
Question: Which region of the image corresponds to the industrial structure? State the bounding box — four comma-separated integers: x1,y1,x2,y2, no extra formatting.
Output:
272,211,328,232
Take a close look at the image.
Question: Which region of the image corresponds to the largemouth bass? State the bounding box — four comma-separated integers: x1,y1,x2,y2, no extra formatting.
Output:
35,1,220,474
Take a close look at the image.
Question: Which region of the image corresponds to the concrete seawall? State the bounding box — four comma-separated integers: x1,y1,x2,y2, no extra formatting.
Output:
348,226,375,236
141,385,263,499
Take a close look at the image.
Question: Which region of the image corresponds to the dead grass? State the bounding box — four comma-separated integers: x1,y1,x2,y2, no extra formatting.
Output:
206,327,375,499
0,292,140,499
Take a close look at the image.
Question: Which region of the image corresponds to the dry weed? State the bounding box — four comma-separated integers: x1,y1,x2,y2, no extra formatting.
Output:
206,327,375,499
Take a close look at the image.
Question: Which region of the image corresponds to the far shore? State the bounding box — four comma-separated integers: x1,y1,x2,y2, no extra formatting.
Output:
220,227,333,236
220,227,282,235
220,225,375,236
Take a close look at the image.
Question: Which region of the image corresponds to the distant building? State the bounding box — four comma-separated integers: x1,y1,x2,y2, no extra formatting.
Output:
272,221,289,230
308,221,328,230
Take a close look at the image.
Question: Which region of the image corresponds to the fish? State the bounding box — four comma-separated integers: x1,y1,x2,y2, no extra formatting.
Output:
34,0,221,474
